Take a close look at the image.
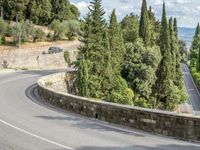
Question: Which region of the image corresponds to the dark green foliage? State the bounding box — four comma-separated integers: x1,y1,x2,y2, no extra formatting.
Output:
122,39,161,105
0,17,7,36
2,0,79,25
139,0,150,46
76,57,89,97
27,0,52,25
121,13,139,43
51,0,79,22
179,40,187,61
108,9,125,75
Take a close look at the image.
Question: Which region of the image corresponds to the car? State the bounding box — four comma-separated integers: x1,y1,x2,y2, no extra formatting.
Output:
48,47,63,54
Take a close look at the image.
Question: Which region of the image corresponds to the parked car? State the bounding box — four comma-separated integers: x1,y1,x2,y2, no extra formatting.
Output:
48,47,63,54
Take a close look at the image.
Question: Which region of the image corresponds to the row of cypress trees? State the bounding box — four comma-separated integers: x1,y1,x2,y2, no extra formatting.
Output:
76,0,187,110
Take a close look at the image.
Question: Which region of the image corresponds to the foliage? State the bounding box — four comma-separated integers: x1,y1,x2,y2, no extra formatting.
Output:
122,39,161,101
10,20,34,46
0,17,7,36
121,13,139,43
179,40,187,62
76,57,90,97
139,0,150,46
108,9,125,75
2,0,80,25
63,20,80,40
64,51,71,66
49,20,65,40
32,28,46,42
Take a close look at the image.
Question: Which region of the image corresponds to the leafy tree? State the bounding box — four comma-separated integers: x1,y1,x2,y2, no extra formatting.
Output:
179,40,187,61
139,0,150,46
49,20,65,40
3,0,30,22
31,27,46,42
108,9,125,75
51,0,79,22
64,20,80,40
122,39,161,103
10,20,33,46
121,13,139,43
27,0,52,25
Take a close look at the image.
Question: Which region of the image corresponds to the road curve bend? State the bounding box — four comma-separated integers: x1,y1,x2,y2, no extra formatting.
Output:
0,70,200,150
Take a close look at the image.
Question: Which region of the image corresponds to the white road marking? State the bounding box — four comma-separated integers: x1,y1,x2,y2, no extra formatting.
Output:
0,119,74,150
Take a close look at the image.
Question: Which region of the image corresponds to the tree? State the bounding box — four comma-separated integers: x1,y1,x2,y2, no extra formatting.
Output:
49,20,66,40
139,0,150,46
156,2,172,108
179,40,187,61
122,39,161,105
0,0,4,18
76,57,90,97
3,0,30,22
108,9,125,75
27,0,52,25
190,23,200,62
64,20,80,40
51,0,79,22
121,13,139,43
31,27,45,42
0,17,7,44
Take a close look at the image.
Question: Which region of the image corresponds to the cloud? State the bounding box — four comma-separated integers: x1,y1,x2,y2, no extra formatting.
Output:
70,0,200,28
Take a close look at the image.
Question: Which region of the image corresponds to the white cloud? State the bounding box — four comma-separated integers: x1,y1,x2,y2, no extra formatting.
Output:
72,1,89,11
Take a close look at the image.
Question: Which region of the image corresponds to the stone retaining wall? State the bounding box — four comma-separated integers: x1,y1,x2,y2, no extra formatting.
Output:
37,73,200,141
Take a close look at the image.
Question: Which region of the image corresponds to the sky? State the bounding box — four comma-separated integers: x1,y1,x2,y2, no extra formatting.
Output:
70,0,200,28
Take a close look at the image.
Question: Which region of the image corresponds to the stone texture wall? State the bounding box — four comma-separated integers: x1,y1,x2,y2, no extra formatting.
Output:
37,73,200,141
0,41,80,69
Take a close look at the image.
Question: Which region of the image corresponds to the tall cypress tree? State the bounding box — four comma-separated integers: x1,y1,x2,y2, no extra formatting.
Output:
77,56,89,97
156,2,172,105
169,17,176,81
108,9,125,75
139,0,150,46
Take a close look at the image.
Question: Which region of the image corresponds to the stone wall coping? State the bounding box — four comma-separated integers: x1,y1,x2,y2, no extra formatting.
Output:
37,72,200,119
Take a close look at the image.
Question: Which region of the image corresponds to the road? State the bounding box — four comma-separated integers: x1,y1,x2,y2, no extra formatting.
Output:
182,63,200,114
0,70,200,150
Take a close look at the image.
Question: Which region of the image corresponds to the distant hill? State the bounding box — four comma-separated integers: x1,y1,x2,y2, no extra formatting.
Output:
178,27,195,48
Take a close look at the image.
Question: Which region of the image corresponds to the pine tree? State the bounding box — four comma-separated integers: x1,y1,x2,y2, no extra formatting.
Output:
139,0,150,46
108,9,125,75
78,0,109,98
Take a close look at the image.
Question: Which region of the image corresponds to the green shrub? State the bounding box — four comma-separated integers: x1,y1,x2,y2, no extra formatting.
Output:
64,51,71,66
32,28,46,42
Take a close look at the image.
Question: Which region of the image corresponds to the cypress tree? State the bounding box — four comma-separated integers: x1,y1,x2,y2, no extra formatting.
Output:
169,17,176,80
156,2,171,106
108,9,125,75
139,0,150,46
198,46,200,71
77,56,89,97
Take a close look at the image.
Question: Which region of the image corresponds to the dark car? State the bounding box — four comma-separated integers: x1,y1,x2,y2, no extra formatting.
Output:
48,47,63,54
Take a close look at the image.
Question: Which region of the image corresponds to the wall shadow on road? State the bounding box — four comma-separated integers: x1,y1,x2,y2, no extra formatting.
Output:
76,144,200,150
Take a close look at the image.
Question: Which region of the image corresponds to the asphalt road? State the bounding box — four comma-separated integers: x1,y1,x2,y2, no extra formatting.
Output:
0,70,200,150
182,63,200,114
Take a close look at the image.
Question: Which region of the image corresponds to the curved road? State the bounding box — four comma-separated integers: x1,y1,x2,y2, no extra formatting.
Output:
0,70,200,150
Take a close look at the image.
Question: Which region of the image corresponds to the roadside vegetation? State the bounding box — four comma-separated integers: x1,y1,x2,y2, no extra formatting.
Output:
189,23,200,87
76,0,188,111
0,0,81,47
